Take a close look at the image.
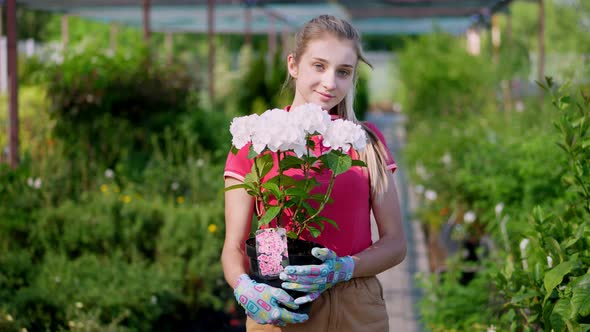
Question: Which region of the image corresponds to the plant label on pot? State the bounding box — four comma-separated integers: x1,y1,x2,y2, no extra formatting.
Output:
255,228,289,279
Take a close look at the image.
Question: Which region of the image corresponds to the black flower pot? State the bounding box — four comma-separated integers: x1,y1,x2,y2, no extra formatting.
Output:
245,237,324,315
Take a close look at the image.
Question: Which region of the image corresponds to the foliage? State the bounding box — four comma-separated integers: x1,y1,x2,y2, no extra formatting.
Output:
0,87,50,163
1,46,233,329
418,258,506,332
492,81,590,332
227,45,292,116
397,32,495,121
0,185,229,331
406,106,564,233
411,81,590,331
40,44,198,180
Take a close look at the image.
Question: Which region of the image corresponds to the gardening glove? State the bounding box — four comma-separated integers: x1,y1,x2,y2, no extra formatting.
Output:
279,247,355,305
233,274,309,326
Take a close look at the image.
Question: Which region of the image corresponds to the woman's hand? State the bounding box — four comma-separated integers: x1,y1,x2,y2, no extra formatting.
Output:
234,274,309,326
280,247,355,304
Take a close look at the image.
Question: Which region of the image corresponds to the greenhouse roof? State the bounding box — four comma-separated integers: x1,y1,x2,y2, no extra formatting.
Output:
15,0,513,35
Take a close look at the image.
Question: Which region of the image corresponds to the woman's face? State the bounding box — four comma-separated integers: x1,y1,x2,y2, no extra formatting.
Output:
288,34,357,111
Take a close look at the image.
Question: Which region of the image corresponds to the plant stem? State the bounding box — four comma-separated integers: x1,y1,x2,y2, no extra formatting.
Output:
296,169,337,238
291,137,312,226
252,155,265,220
276,150,286,228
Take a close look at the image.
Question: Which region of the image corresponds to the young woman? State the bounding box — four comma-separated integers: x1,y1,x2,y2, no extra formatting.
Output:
222,15,407,332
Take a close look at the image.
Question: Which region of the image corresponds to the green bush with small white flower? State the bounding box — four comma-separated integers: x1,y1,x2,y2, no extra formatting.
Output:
0,44,236,331
403,53,590,331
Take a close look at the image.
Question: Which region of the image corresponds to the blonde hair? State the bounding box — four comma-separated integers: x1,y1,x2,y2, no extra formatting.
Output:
286,15,390,195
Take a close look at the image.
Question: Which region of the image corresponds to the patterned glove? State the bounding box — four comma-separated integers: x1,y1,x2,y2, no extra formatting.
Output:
279,247,355,305
234,274,309,326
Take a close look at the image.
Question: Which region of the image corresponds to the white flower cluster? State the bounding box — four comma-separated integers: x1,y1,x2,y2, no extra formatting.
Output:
229,103,367,157
323,119,367,153
26,177,42,189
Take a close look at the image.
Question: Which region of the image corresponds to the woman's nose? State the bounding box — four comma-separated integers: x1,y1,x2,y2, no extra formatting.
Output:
322,72,336,90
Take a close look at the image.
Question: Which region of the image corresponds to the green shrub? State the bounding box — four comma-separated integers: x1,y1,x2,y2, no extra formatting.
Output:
413,81,590,331
0,185,228,330
397,32,495,121
492,82,590,332
41,45,198,179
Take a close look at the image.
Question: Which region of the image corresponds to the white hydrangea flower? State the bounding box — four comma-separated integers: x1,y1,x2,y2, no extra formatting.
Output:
441,152,452,166
229,113,259,149
104,168,114,179
463,211,476,224
252,108,306,156
425,190,437,201
289,103,331,135
495,203,504,217
323,119,367,152
228,103,365,157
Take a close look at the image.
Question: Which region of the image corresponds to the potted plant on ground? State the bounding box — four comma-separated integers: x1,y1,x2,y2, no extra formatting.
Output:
225,103,367,312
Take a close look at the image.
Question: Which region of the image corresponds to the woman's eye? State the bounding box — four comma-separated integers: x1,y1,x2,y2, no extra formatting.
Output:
338,70,350,77
313,63,324,71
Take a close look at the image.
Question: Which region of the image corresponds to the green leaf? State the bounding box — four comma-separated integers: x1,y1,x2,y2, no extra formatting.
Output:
258,206,281,227
318,216,339,230
549,298,571,332
321,153,352,175
261,181,281,198
223,183,250,192
545,261,576,295
284,188,308,198
351,159,367,167
307,226,321,238
279,175,297,187
248,145,259,159
511,290,542,304
280,155,304,170
547,237,564,263
310,220,325,231
231,145,239,155
310,193,331,203
245,169,259,184
572,274,590,317
563,224,585,249
255,153,274,178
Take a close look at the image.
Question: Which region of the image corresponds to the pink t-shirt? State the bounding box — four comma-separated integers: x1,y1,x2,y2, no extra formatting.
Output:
224,117,396,257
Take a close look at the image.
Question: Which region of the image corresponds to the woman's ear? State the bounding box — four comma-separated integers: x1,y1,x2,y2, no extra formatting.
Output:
287,54,298,79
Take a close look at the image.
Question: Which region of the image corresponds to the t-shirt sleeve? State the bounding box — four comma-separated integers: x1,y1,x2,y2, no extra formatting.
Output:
363,121,397,174
224,143,254,181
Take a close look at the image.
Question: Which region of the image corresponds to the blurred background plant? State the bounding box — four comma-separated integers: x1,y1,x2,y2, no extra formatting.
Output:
2,0,589,330
399,0,590,330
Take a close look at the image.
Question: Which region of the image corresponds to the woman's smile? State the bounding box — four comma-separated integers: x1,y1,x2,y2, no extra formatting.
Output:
316,91,335,101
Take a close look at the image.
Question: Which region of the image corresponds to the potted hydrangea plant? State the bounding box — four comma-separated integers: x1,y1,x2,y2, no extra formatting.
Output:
225,103,367,310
